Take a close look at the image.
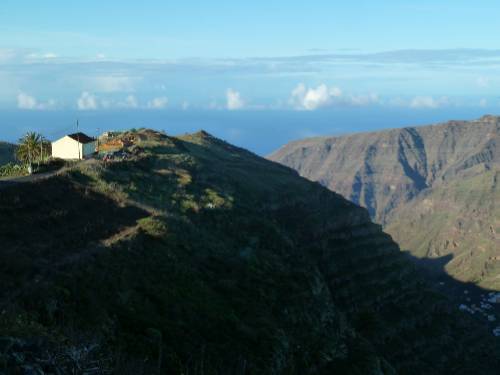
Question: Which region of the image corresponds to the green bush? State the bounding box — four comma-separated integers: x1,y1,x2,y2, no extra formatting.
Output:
0,162,27,177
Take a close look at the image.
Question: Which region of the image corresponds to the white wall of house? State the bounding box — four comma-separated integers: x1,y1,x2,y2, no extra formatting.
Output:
52,136,80,160
52,136,96,160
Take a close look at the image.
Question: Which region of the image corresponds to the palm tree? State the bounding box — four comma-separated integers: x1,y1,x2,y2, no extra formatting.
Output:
16,132,43,174
39,136,51,163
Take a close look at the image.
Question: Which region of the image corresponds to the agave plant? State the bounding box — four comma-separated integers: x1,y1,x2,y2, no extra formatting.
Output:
16,132,45,173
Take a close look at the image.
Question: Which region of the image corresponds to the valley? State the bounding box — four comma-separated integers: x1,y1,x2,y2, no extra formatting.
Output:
269,115,499,290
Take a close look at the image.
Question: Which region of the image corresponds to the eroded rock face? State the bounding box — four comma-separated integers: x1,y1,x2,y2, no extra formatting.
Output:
269,116,500,287
270,116,499,224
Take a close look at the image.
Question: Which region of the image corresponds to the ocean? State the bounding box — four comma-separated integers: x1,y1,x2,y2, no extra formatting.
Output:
0,107,496,155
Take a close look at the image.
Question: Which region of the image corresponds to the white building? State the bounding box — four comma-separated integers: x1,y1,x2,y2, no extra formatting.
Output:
52,133,97,160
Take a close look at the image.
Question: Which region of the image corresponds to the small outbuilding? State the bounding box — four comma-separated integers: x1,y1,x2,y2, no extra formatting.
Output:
52,133,97,160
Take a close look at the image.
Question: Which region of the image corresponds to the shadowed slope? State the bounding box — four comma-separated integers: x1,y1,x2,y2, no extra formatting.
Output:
0,141,15,165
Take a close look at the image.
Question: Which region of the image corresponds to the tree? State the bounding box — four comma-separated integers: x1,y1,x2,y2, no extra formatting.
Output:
39,136,51,162
16,132,44,174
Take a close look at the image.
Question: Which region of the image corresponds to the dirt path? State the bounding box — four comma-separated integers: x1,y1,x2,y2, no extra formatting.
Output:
0,169,62,190
0,159,96,190
51,223,142,269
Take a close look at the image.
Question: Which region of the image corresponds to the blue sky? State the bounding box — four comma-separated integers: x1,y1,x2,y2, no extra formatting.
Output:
2,1,500,57
1,1,500,151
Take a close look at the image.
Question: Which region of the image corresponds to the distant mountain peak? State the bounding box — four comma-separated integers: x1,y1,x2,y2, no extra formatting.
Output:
479,114,500,122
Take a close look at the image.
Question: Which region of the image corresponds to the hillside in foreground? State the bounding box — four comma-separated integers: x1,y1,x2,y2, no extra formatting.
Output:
0,129,498,374
269,115,499,289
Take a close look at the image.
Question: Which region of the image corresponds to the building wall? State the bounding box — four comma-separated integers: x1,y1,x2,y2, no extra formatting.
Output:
52,136,80,160
52,136,96,160
83,141,97,157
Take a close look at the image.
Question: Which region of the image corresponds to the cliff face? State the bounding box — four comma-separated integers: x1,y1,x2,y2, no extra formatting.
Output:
269,116,499,288
0,129,497,374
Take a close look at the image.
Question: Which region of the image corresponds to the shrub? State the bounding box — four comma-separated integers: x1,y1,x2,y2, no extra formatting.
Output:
0,162,27,177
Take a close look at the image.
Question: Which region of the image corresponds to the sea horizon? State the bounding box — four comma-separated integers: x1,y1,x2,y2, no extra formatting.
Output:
1,106,498,155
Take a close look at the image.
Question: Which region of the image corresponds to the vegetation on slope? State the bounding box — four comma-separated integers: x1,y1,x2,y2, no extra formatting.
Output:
0,129,498,374
387,168,500,288
0,142,16,166
0,133,52,177
269,116,499,289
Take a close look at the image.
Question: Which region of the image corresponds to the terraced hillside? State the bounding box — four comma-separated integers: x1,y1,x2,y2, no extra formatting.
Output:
269,115,499,289
0,129,497,374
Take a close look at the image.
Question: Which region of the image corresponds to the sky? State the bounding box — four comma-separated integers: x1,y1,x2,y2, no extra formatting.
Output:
1,1,500,153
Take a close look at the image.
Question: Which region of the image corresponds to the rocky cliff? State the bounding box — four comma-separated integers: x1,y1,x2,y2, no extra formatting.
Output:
269,116,499,288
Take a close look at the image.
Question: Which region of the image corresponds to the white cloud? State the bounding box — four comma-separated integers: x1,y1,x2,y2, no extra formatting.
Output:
25,52,58,62
290,83,378,110
226,88,245,110
409,96,448,109
77,93,157,110
147,96,169,109
17,93,38,109
388,96,450,109
124,95,139,109
479,98,488,107
290,83,340,110
77,92,99,110
100,96,139,109
181,101,190,110
43,53,57,59
17,92,55,110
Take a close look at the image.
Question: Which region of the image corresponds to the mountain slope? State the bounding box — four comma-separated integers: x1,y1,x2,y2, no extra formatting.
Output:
0,129,497,374
269,116,499,288
0,141,15,165
386,168,500,288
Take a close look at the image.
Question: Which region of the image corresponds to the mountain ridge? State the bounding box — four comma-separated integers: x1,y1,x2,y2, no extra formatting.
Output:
269,115,499,288
0,141,15,165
